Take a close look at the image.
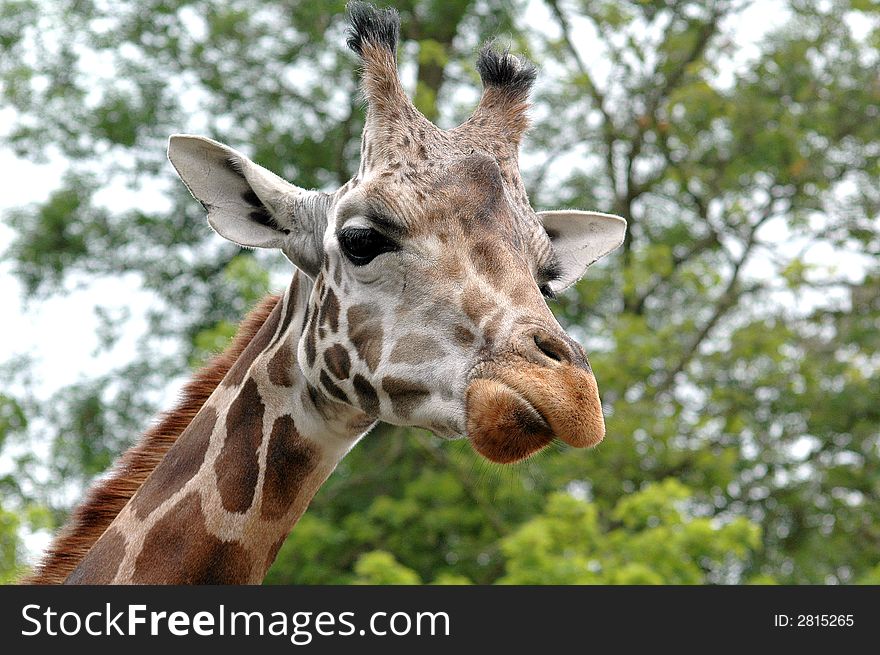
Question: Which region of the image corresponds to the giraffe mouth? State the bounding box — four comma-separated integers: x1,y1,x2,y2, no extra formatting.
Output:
464,379,555,463
464,366,605,464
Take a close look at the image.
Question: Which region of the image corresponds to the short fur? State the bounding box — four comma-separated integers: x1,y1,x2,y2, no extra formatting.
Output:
24,294,281,584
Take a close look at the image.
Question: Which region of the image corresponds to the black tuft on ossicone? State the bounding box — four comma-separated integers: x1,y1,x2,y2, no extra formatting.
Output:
476,44,537,98
346,1,400,57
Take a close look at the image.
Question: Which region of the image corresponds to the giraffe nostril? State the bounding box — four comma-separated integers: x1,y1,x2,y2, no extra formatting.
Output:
534,334,563,363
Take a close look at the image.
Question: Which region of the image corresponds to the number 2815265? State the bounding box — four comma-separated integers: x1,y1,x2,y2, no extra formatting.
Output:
773,614,854,627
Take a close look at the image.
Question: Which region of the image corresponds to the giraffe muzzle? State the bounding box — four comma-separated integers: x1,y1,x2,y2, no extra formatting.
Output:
465,361,605,464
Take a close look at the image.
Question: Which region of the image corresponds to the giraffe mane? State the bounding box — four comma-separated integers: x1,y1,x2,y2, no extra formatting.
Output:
23,293,281,584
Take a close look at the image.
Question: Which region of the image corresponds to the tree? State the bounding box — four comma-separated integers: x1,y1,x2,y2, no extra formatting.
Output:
500,479,761,585
1,0,877,584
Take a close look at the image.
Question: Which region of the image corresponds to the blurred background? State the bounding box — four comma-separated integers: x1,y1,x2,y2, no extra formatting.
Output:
0,0,878,584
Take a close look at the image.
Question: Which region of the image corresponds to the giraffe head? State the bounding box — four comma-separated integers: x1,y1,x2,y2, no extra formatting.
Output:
167,2,625,464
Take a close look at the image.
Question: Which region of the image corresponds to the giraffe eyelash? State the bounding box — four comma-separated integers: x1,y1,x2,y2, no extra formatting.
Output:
338,226,399,266
537,255,561,300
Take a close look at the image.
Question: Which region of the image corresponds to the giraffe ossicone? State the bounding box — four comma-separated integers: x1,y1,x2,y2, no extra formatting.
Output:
28,1,626,585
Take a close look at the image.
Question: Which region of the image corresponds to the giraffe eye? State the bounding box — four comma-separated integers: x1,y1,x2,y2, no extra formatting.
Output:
338,226,399,266
538,258,562,300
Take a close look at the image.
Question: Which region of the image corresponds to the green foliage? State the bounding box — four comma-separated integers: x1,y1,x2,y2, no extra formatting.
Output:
190,254,271,367
1,0,878,585
0,395,26,452
500,481,762,584
856,563,880,585
353,551,422,585
0,504,24,584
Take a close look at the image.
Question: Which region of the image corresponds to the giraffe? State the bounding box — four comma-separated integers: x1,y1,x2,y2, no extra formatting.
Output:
26,2,626,584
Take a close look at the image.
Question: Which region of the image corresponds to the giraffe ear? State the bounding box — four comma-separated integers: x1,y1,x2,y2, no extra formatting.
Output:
538,210,627,293
167,135,329,274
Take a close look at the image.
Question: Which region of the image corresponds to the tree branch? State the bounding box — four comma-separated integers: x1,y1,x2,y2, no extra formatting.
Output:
650,199,776,397
626,8,723,201
545,0,620,196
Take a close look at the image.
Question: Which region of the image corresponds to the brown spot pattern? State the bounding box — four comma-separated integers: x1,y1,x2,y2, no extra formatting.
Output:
453,324,475,346
27,294,281,585
64,528,126,584
319,288,340,332
389,333,446,364
223,295,284,387
269,279,299,349
132,406,218,520
382,377,430,418
437,252,465,280
353,374,380,416
470,240,507,287
347,411,376,432
324,344,351,380
347,304,384,372
215,379,264,514
260,415,318,521
305,306,318,368
462,288,495,325
320,370,349,403
268,344,295,387
132,493,252,584
482,315,503,350
347,304,371,332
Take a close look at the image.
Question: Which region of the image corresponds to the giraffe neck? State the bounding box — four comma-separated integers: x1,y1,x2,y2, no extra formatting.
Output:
66,270,374,584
